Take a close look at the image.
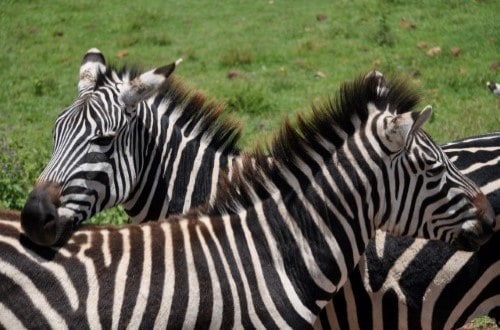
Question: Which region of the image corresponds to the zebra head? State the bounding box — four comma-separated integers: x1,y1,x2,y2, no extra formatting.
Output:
21,48,179,246
363,75,496,251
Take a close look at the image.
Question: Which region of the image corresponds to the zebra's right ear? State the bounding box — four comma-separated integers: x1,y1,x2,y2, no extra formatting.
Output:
119,58,182,115
78,48,106,93
383,105,433,152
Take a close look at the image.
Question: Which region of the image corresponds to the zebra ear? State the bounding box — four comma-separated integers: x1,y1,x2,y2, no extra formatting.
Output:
409,105,432,136
385,105,432,151
119,58,182,112
78,48,106,93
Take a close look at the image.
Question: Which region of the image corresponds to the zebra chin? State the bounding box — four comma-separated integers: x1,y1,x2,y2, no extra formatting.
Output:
20,182,74,246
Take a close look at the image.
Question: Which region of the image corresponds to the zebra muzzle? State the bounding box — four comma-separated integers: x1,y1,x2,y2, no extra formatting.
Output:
21,183,73,246
452,194,496,252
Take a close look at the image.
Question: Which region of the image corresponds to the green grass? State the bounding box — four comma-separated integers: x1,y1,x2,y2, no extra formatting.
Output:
0,0,498,215
469,316,500,330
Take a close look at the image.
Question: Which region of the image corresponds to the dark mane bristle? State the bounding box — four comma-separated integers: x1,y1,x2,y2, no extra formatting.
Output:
161,76,242,154
199,72,421,217
95,63,142,88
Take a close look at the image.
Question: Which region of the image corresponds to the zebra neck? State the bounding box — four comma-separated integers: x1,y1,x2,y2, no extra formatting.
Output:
122,104,239,222
198,152,377,316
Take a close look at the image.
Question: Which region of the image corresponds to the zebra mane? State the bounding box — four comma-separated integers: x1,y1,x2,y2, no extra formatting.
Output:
198,73,421,216
95,63,242,154
157,77,242,154
95,63,142,88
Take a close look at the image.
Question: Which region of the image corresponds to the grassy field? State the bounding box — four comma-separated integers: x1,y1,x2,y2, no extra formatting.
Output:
0,1,499,327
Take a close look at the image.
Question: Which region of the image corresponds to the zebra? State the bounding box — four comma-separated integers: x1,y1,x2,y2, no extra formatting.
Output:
487,81,500,95
21,48,242,246
315,132,500,330
2,71,495,328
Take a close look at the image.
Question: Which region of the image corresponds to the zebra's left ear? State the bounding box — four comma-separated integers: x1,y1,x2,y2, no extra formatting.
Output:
384,105,432,151
78,48,106,94
408,105,432,136
120,58,182,115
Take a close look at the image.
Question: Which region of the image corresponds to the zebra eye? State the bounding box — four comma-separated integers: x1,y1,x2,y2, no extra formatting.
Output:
90,131,116,146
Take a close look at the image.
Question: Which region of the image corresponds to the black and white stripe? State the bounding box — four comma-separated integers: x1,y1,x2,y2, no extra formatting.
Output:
2,73,494,328
487,81,500,96
316,132,500,329
21,49,241,246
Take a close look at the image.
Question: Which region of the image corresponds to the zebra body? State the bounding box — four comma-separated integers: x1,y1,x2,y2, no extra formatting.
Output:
4,70,495,328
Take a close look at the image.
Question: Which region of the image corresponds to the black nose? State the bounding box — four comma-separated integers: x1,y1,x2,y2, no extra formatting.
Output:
452,221,494,252
21,189,64,246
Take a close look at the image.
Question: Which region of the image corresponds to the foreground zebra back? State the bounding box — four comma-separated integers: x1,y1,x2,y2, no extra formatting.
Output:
1,74,494,328
316,132,500,329
21,49,241,246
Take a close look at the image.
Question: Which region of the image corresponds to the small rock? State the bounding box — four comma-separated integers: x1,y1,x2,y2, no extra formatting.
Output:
227,69,245,80
426,47,441,57
417,41,427,49
316,13,327,21
451,46,461,57
117,49,129,58
314,71,326,79
401,17,416,29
